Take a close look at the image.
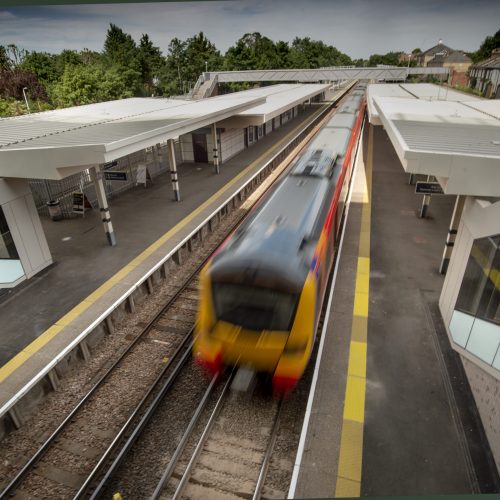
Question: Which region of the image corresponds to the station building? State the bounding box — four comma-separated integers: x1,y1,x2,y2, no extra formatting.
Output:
368,83,500,470
0,83,330,290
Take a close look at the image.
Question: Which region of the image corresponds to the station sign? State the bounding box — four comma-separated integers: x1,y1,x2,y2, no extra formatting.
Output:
415,181,444,195
103,160,118,169
104,171,128,182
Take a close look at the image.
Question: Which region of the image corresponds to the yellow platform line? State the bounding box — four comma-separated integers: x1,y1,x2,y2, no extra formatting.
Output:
335,123,373,498
0,103,331,384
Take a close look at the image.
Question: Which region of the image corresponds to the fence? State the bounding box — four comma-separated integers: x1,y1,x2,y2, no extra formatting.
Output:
30,142,180,218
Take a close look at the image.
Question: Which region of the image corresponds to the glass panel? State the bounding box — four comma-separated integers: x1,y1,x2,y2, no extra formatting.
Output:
0,260,25,284
449,310,474,348
465,318,500,365
476,245,500,325
212,283,298,331
0,207,19,260
455,235,497,316
493,346,500,371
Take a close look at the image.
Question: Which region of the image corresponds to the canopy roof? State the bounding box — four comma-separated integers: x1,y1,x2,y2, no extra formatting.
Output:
371,92,500,197
0,93,265,180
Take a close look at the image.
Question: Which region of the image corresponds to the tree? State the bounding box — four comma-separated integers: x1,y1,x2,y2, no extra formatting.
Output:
0,46,10,70
159,32,222,96
184,32,223,80
412,48,422,54
50,64,132,107
0,67,47,100
103,23,142,92
470,28,500,62
287,37,352,68
224,32,282,71
138,34,164,95
159,37,187,95
20,51,58,84
367,51,402,67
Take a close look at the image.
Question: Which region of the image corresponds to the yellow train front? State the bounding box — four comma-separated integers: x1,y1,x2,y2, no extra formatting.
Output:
194,84,366,393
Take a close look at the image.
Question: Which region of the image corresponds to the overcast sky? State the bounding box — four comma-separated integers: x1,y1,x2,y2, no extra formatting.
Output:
1,0,499,59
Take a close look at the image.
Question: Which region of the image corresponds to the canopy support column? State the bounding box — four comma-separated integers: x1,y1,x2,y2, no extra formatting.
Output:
212,122,220,174
90,166,116,246
439,195,465,275
168,139,180,201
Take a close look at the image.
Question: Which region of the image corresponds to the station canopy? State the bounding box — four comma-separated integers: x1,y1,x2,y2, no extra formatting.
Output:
367,83,500,197
219,83,331,127
0,93,267,180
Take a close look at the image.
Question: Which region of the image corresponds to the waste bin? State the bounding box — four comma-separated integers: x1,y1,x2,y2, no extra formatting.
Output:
47,200,63,221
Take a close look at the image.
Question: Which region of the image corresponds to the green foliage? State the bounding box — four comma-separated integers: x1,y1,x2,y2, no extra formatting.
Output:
412,48,422,54
50,64,133,107
287,37,352,68
470,28,500,63
158,32,222,96
453,84,482,97
20,51,59,84
224,32,285,71
367,51,402,67
138,34,164,95
0,67,47,100
103,23,142,93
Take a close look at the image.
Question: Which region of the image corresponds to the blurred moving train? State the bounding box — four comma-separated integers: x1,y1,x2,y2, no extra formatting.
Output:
194,83,367,393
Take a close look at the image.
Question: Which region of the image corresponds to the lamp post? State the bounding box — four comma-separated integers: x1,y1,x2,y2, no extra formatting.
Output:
205,60,208,73
22,87,31,113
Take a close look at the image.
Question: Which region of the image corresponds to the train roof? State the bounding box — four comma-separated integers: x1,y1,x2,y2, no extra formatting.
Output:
211,175,329,291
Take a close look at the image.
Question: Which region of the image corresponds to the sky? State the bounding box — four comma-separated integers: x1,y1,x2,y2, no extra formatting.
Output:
0,0,499,60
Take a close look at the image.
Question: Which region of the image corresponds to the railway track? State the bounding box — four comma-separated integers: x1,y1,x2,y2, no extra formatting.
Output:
1,91,355,500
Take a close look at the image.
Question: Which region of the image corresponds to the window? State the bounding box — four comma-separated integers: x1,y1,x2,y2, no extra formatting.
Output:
451,235,500,371
248,126,254,143
0,207,19,260
212,283,298,331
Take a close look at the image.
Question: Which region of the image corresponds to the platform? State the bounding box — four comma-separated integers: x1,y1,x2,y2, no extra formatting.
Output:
291,123,499,497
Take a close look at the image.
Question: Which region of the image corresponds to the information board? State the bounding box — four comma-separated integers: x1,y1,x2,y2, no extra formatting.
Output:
72,192,85,214
136,164,152,186
415,182,444,195
104,171,128,181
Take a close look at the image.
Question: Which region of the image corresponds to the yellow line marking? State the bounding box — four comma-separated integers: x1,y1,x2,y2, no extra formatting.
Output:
348,341,367,379
335,476,361,498
353,291,369,318
335,123,373,498
343,375,367,423
336,419,364,482
0,104,331,382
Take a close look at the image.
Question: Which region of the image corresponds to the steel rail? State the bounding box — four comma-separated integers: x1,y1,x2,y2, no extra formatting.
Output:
252,398,284,500
149,373,224,500
80,335,199,500
170,372,235,500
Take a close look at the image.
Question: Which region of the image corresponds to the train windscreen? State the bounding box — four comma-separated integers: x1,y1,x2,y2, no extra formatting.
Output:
212,283,298,331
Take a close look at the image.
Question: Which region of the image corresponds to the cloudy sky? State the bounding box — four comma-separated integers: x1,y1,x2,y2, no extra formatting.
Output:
1,0,499,59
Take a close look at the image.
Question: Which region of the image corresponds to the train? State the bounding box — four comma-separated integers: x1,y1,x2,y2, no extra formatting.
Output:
194,82,367,393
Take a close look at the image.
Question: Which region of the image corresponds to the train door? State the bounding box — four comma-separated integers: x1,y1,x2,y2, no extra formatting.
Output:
192,134,208,163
